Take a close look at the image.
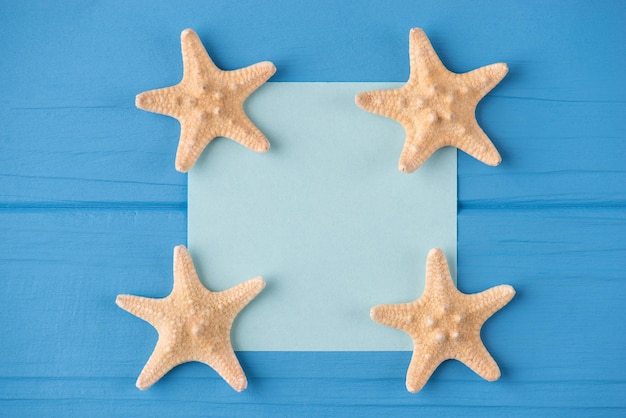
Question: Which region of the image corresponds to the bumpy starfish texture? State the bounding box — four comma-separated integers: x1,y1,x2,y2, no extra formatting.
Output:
116,245,265,391
355,28,507,173
136,29,276,172
370,248,515,393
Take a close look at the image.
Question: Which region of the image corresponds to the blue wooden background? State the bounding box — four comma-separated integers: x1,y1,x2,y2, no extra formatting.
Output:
1,0,624,416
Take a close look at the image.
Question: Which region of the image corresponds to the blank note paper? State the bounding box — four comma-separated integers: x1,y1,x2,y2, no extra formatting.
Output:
188,82,456,351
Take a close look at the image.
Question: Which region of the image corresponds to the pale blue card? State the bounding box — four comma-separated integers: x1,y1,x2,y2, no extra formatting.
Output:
188,82,456,350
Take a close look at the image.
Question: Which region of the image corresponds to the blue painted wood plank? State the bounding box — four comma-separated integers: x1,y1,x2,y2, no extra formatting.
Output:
0,1,622,86
1,1,624,205
0,209,186,379
4,384,624,418
0,107,186,206
459,99,626,207
0,208,624,415
458,207,626,385
1,371,625,416
2,99,623,207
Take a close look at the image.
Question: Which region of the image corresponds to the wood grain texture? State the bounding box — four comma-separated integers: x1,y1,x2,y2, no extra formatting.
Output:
1,210,624,415
0,0,624,416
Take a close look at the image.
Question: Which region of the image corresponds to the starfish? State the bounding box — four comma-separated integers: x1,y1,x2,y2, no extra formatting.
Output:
116,245,265,391
136,29,276,172
370,248,515,393
355,28,508,173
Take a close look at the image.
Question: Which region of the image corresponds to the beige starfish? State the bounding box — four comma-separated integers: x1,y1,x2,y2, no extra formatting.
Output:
136,29,276,172
370,248,515,393
116,245,265,391
355,28,507,173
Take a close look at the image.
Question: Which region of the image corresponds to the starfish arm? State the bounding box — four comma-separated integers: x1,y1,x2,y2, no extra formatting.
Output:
460,62,508,100
370,303,416,331
454,122,502,166
423,248,456,294
398,127,439,173
223,110,271,153
405,342,445,393
196,345,248,392
455,340,502,382
408,28,447,83
135,339,182,390
172,245,210,296
136,85,185,119
175,122,215,172
116,294,164,325
220,276,266,315
355,88,406,120
180,29,221,81
226,61,276,97
467,284,515,322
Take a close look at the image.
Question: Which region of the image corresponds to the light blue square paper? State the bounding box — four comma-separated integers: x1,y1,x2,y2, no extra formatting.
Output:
189,82,456,350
